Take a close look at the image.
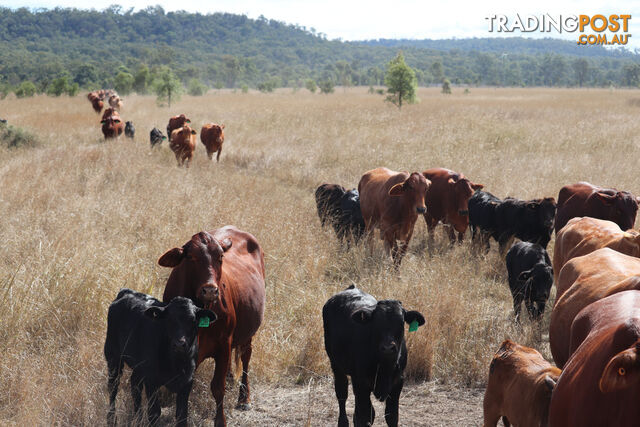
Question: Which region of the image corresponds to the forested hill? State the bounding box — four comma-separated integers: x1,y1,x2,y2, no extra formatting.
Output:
1,6,640,93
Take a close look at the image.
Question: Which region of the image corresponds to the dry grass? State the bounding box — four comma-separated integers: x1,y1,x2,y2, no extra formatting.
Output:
1,87,639,424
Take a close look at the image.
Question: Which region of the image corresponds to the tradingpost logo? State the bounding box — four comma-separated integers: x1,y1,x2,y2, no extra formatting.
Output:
485,14,632,46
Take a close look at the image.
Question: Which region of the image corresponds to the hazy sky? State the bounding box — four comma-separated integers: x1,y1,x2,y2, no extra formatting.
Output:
3,0,639,48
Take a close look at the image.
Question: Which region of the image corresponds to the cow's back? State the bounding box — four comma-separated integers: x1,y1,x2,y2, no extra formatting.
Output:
556,183,595,233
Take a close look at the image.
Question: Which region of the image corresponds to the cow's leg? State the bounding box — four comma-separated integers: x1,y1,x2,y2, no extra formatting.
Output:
145,383,161,426
106,359,122,426
424,214,437,250
333,369,349,427
352,380,374,427
130,370,143,422
512,293,524,323
236,341,253,409
211,344,232,427
384,378,403,427
175,381,193,427
446,224,456,244
216,147,222,162
457,229,465,243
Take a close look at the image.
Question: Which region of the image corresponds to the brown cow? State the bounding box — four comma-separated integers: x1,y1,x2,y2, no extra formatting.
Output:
553,217,640,280
550,248,640,368
200,123,225,162
170,126,197,167
549,290,640,427
423,168,483,243
555,182,640,234
483,339,560,427
88,92,104,113
358,167,431,267
159,227,265,427
108,94,122,111
101,116,124,139
101,107,120,122
167,114,191,140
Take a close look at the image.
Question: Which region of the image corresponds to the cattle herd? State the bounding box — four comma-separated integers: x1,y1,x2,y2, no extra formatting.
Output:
86,92,225,166
88,87,640,425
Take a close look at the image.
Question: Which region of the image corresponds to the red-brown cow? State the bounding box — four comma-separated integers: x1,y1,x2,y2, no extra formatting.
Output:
170,125,197,167
167,114,191,140
358,167,431,267
101,116,124,139
200,123,225,162
549,290,640,427
88,92,104,113
483,339,560,427
101,107,120,122
553,217,640,281
550,248,640,368
159,226,265,427
423,168,483,243
555,182,640,234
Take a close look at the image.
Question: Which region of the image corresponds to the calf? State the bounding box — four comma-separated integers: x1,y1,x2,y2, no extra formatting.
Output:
483,339,560,427
150,127,167,147
200,123,225,162
493,197,557,252
469,190,501,252
316,183,347,228
422,168,483,244
506,241,553,321
104,288,216,426
359,167,431,267
323,285,425,426
170,125,197,167
315,184,365,244
167,114,191,139
124,121,135,139
555,181,639,234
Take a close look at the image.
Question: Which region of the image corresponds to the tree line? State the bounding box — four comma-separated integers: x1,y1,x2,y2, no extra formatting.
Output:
0,6,639,99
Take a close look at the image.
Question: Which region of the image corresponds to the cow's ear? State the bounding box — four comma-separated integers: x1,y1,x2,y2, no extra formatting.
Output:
447,177,456,185
595,192,616,206
404,310,426,327
518,270,532,282
220,238,232,252
162,136,167,140
221,124,225,129
145,306,166,319
526,202,537,209
158,247,185,267
100,120,106,124
114,119,121,123
472,183,484,191
599,343,640,393
191,129,197,135
351,308,373,324
636,196,640,205
544,375,557,392
186,119,191,123
388,183,404,197
196,308,218,324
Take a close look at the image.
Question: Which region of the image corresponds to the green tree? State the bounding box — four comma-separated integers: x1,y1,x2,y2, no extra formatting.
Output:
318,79,335,94
430,61,444,83
187,78,207,96
622,63,640,87
305,79,317,93
47,76,70,97
222,55,241,88
442,78,452,94
384,53,417,109
258,77,279,93
134,65,150,94
153,67,182,107
114,71,134,95
15,81,36,98
573,58,590,87
67,82,79,97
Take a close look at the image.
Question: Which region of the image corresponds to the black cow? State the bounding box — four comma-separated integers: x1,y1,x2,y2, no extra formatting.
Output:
505,242,553,322
104,288,216,426
125,121,135,139
315,184,365,245
0,118,6,124
493,197,556,252
323,285,425,427
316,183,347,227
469,190,501,251
150,127,167,148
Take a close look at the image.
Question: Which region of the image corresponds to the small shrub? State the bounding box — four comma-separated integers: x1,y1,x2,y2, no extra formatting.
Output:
318,79,335,94
0,123,41,148
187,78,208,96
305,79,317,93
442,78,452,94
241,84,249,94
15,81,36,98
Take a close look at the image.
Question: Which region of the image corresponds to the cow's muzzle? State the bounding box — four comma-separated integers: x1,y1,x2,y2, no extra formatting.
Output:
417,206,427,214
198,284,219,307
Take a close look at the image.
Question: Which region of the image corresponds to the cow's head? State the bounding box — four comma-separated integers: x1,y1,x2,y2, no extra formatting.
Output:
145,296,217,356
389,172,431,215
174,125,197,140
351,300,425,400
526,197,557,230
158,232,232,308
179,114,191,124
518,262,553,319
595,191,639,231
447,175,484,217
600,340,640,393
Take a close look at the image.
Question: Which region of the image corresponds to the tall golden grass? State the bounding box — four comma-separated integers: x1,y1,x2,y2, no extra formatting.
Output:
1,87,639,424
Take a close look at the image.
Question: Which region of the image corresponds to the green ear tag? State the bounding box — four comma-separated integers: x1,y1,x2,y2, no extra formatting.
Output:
198,317,210,328
408,320,419,332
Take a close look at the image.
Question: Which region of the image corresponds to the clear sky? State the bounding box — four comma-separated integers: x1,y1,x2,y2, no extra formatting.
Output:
3,0,639,49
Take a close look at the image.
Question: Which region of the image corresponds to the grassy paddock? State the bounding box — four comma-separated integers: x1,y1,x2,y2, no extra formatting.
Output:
0,87,639,424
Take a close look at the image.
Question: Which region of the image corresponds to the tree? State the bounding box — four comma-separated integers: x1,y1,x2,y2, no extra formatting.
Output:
133,65,150,94
47,76,70,96
318,79,335,94
114,71,134,95
153,67,182,107
384,53,417,109
187,78,207,96
305,79,317,93
573,58,589,87
442,78,452,94
15,81,36,98
622,63,640,87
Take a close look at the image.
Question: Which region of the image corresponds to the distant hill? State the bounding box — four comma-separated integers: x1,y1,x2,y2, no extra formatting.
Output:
0,6,639,94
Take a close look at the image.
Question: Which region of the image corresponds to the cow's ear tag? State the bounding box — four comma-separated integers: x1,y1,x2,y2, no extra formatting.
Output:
408,320,419,332
198,317,210,328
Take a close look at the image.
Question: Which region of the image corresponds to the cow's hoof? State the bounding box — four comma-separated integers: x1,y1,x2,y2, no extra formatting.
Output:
235,403,251,411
